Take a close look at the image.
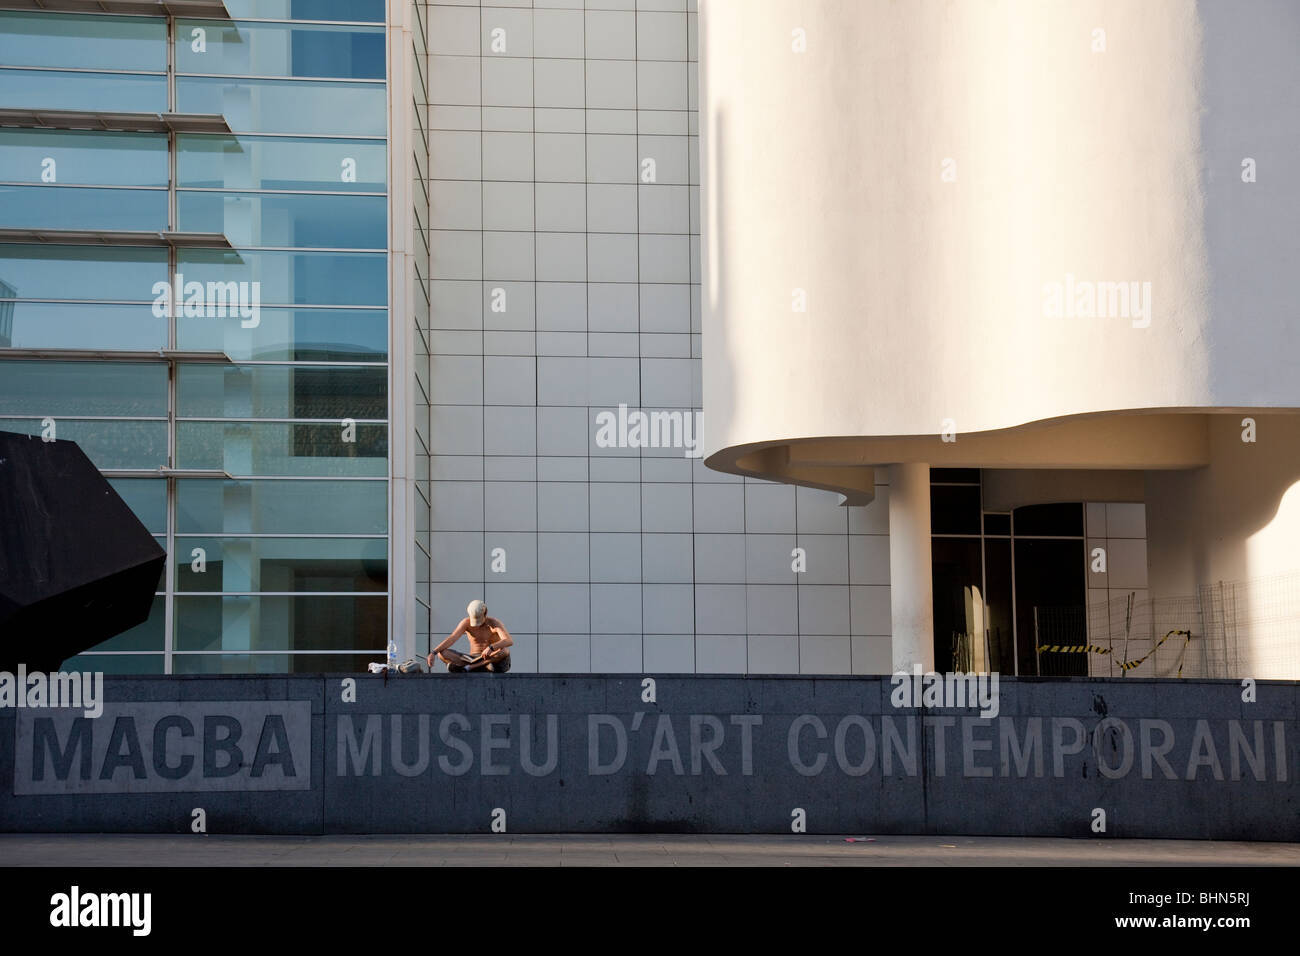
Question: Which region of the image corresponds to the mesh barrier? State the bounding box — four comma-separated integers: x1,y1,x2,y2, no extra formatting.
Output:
1033,572,1300,679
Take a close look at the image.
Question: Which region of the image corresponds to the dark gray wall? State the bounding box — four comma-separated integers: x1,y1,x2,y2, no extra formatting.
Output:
1,675,1295,839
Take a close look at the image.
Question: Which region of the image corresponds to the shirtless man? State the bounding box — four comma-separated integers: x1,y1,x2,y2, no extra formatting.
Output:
427,600,513,673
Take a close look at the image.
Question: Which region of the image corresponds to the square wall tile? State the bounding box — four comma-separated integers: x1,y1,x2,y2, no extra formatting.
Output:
693,483,743,532
483,406,537,455
432,480,484,531
851,585,891,636
849,534,890,585
539,633,591,672
431,531,485,584
796,584,851,634
534,9,585,58
851,635,893,675
745,534,796,585
591,582,642,632
485,481,538,531
591,634,643,672
637,11,688,60
537,531,589,582
535,133,586,182
801,635,852,675
642,583,693,633
590,482,641,532
694,584,746,634
539,583,591,632
694,533,745,584
585,10,636,59
482,181,534,231
746,584,797,634
748,635,799,674
590,532,642,582
641,482,692,532
643,533,694,582
483,531,538,582
798,534,849,584
643,633,694,672
482,132,533,180
537,282,588,331
482,57,533,108
695,635,746,673
538,481,588,531
535,182,586,231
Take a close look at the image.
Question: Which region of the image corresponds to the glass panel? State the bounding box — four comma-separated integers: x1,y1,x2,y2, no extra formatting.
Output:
176,306,387,361
177,76,386,136
177,191,386,249
0,130,168,187
0,69,167,113
176,479,387,534
0,185,167,232
176,249,387,306
177,134,386,191
0,362,166,416
1013,503,1084,537
77,595,166,652
108,478,168,533
176,21,385,80
171,652,380,674
2,302,166,351
1013,538,1087,677
0,245,167,301
931,537,985,673
176,421,388,476
0,418,167,469
61,653,165,675
177,364,386,419
983,537,1015,675
174,595,387,651
930,468,980,483
221,0,384,23
175,536,387,592
0,13,166,71
930,484,981,535
983,512,1011,536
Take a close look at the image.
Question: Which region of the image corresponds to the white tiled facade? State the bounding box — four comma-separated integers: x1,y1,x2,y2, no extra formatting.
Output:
421,0,892,673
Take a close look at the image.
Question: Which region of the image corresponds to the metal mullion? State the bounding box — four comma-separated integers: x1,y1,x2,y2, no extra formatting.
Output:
164,11,177,675
177,71,385,83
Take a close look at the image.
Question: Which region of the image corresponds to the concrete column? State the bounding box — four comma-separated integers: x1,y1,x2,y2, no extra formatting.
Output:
888,463,934,672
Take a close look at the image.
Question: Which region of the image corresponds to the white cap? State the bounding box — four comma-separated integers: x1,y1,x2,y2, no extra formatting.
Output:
467,599,487,625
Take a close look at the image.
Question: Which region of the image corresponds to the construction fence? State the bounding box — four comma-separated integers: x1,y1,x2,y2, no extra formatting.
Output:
1033,570,1300,680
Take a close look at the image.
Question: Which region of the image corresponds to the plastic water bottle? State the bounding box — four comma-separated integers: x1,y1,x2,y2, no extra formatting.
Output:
387,636,398,670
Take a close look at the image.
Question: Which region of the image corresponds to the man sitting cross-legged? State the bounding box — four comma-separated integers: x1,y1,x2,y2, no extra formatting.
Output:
427,599,513,673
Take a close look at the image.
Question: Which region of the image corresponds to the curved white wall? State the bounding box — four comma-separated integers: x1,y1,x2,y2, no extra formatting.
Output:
700,0,1300,475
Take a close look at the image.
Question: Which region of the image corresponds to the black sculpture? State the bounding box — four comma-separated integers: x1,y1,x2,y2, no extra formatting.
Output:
0,431,165,671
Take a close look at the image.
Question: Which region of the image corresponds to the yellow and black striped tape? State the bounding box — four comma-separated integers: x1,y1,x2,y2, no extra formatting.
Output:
1036,629,1193,675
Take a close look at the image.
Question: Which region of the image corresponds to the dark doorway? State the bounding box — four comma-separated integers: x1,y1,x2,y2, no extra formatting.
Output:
1011,504,1086,676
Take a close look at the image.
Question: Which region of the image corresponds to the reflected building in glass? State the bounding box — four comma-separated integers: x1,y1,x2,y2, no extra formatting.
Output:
0,0,428,673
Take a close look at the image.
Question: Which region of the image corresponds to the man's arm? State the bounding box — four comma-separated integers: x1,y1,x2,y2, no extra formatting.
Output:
481,618,514,659
428,619,469,666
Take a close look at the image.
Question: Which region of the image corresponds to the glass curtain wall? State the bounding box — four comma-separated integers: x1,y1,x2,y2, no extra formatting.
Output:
0,1,390,673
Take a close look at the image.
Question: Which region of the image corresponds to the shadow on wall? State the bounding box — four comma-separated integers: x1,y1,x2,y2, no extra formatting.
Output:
1200,0,1300,404
1146,413,1300,677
